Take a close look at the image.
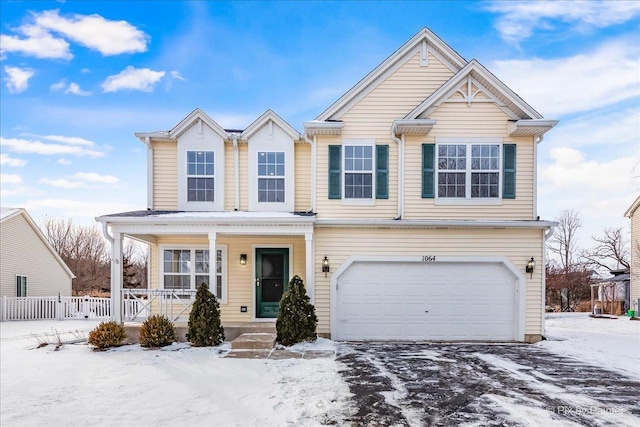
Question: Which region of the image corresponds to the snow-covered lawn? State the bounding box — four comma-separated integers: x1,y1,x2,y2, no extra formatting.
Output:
0,320,352,426
539,312,640,380
1,313,638,426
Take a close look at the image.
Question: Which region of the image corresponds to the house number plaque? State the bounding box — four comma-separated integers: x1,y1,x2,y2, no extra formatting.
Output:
422,256,436,262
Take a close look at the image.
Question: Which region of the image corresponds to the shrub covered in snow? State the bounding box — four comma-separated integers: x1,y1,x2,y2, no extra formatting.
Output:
139,315,176,348
88,321,126,350
187,283,225,346
276,275,318,346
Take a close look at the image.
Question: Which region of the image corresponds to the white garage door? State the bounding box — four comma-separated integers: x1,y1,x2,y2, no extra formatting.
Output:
335,261,518,341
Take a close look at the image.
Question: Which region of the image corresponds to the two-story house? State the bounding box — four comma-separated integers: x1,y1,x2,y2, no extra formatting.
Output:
97,28,557,343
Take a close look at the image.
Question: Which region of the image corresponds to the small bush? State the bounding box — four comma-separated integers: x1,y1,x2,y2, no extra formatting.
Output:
88,321,126,350
187,283,225,347
276,275,318,346
139,315,176,348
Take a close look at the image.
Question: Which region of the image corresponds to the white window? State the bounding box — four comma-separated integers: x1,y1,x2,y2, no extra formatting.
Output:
344,144,373,199
257,151,285,203
162,247,226,301
187,151,214,202
16,275,27,297
437,143,500,199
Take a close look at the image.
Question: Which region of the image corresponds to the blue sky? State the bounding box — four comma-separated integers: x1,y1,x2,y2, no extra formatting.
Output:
1,0,639,249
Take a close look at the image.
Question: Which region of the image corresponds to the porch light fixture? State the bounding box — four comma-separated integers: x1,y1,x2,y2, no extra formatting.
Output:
322,256,330,277
240,254,247,265
525,257,536,278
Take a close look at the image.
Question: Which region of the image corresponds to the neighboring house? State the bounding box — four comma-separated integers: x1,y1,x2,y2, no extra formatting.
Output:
625,195,640,312
97,28,557,342
0,208,74,297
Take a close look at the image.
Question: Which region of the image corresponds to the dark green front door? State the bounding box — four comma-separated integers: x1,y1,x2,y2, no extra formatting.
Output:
256,248,289,318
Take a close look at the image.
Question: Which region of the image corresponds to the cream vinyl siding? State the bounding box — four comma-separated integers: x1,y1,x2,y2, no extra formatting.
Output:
631,209,640,304
315,135,399,219
152,141,178,210
150,236,306,323
294,143,312,212
238,144,249,212
314,227,544,337
0,214,72,297
428,102,509,136
404,134,535,220
224,142,235,211
339,52,455,138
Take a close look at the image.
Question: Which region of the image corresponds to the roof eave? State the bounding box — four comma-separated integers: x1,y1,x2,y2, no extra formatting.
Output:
508,120,559,137
303,121,344,136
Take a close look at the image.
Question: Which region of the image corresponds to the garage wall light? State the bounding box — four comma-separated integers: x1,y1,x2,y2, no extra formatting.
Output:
322,256,330,277
240,254,247,266
525,257,535,278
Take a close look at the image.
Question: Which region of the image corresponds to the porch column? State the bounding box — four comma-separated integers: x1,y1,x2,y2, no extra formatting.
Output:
112,231,123,322
305,232,315,303
208,232,217,296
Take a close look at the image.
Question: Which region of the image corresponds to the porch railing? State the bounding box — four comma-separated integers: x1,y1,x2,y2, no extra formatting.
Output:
0,295,111,321
122,289,197,322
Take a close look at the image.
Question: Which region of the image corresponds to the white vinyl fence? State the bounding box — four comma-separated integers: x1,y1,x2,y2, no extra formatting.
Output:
0,295,112,321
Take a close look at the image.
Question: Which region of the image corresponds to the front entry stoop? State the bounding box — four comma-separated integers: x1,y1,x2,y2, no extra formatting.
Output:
230,333,277,350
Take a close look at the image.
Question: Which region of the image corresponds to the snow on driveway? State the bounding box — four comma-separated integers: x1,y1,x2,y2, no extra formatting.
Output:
0,320,352,426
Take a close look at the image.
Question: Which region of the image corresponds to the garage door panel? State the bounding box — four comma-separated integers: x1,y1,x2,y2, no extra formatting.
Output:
336,261,517,341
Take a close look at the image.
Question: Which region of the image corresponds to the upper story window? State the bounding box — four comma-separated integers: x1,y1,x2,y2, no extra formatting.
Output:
328,140,389,202
437,143,500,199
258,151,285,203
344,145,373,199
187,151,215,202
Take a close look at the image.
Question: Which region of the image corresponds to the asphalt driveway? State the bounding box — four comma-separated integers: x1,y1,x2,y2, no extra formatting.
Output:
336,342,640,426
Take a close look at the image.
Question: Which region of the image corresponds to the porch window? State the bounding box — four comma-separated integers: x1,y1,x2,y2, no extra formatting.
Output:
16,275,27,297
162,247,226,301
187,151,215,202
257,151,285,203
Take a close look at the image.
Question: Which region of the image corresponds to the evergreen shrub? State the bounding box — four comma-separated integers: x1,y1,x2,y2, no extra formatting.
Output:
187,283,225,346
276,275,318,346
88,321,126,350
139,314,176,348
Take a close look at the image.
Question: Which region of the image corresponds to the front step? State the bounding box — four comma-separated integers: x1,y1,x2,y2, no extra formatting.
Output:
231,333,277,350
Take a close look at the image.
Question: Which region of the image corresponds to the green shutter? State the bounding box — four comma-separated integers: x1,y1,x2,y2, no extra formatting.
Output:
376,145,389,199
422,144,435,198
328,145,341,199
503,144,516,199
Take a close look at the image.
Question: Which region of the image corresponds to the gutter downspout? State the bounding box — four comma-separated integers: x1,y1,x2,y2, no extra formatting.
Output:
303,133,317,213
533,134,544,220
390,125,403,219
145,136,153,210
232,134,240,211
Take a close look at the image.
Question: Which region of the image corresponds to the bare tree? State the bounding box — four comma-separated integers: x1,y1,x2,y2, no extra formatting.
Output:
548,209,582,272
581,227,630,273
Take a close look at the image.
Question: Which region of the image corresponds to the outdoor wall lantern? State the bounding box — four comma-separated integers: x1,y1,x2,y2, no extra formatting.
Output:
322,256,330,277
525,257,536,278
240,254,247,266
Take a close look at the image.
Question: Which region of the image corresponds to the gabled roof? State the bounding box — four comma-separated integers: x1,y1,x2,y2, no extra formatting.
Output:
134,108,229,143
624,195,640,217
240,109,301,141
316,27,467,121
405,59,545,121
0,208,75,279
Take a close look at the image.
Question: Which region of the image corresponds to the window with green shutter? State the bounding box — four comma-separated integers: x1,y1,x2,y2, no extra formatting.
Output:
328,145,341,199
422,144,435,198
502,144,516,199
376,145,389,199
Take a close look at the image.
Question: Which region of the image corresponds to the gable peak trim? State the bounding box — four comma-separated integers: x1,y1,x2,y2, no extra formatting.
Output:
169,108,229,140
241,109,301,141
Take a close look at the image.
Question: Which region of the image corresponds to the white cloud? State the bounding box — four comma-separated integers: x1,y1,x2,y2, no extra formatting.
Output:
0,154,27,167
40,172,119,189
1,173,23,184
4,66,35,94
0,137,104,157
170,71,185,81
101,66,166,93
20,198,134,220
40,134,96,146
0,10,148,60
58,158,71,165
491,38,640,116
50,79,91,96
487,0,640,43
